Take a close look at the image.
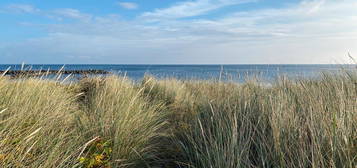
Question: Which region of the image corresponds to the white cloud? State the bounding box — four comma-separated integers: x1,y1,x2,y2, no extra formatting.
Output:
53,8,92,21
2,4,93,21
301,0,326,14
214,0,357,39
5,4,39,14
117,2,138,10
141,0,255,20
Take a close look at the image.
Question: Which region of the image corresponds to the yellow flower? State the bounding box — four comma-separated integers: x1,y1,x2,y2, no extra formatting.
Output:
96,143,103,149
95,154,104,163
79,157,86,163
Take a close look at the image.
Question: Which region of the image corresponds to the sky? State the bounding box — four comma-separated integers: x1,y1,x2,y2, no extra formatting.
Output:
0,0,356,64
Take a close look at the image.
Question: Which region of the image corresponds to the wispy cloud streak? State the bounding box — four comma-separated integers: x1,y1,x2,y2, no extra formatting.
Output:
141,0,256,20
4,4,39,14
53,8,92,21
117,2,138,10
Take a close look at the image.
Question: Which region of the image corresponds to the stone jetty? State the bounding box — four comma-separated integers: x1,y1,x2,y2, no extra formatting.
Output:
0,69,110,77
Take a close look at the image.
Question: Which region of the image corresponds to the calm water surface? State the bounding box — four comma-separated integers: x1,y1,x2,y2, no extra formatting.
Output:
0,64,354,82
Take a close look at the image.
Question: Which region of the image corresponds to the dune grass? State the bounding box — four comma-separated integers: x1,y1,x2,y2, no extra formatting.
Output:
0,77,82,167
0,71,356,168
171,74,357,168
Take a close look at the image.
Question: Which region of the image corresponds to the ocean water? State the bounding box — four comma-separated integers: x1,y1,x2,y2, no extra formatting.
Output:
0,64,355,82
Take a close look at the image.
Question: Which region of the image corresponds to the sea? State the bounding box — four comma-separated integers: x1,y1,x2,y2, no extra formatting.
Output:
0,64,355,82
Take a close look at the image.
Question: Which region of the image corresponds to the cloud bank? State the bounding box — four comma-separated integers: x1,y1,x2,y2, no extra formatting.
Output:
1,0,356,64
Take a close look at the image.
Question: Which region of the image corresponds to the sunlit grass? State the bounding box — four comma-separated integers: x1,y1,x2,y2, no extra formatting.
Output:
0,70,356,167
0,77,82,167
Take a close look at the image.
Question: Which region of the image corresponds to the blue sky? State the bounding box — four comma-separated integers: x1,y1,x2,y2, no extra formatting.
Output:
0,0,356,64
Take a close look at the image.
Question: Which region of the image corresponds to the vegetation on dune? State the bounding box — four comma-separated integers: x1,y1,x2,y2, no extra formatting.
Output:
0,71,356,168
0,77,82,167
75,76,167,167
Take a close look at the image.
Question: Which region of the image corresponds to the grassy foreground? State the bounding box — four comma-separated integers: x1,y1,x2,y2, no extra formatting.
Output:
0,72,356,168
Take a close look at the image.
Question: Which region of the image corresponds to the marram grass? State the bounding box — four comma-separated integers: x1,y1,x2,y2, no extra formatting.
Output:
0,71,356,168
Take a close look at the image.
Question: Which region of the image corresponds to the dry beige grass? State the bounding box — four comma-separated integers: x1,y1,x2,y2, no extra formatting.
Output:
0,71,356,167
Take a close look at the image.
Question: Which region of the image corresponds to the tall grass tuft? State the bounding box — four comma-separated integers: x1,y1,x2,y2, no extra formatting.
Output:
0,70,356,168
0,76,83,167
75,76,167,167
166,73,357,168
